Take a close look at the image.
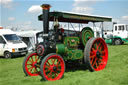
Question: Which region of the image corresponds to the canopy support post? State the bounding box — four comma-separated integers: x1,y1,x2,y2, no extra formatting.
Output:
93,22,97,37
68,22,69,36
100,22,104,39
70,23,78,36
79,23,80,32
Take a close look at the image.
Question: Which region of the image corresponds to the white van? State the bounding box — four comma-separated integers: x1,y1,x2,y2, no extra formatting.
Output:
16,30,43,52
0,29,28,58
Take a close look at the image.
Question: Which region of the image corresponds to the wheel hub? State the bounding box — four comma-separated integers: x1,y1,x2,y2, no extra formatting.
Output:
96,51,101,59
115,40,120,45
53,66,57,71
37,48,42,54
32,62,37,67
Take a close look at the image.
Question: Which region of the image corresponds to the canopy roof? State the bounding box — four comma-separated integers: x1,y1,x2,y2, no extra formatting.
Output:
38,11,112,24
16,30,41,37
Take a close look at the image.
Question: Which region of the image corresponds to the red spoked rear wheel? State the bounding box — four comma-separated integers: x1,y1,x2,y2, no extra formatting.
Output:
40,53,65,81
84,37,108,71
23,52,40,76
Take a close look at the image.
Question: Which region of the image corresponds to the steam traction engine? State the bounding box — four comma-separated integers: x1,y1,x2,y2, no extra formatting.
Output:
23,4,112,81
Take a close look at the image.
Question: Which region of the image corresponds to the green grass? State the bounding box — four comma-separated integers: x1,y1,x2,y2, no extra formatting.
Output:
0,45,128,85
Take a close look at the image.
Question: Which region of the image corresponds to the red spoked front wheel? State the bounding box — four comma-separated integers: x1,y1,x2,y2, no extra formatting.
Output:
84,37,108,71
40,53,65,81
23,52,40,76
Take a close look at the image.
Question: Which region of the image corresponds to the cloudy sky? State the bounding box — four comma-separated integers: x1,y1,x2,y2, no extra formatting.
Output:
0,0,128,30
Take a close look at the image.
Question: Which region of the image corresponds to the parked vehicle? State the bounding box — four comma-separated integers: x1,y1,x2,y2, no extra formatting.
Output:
104,24,128,45
23,4,112,81
16,30,43,52
0,29,28,58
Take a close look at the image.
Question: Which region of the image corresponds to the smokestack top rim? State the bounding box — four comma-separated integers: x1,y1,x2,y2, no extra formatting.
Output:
41,4,51,10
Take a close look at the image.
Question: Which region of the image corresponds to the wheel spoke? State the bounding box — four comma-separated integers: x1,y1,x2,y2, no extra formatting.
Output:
100,51,105,55
56,60,60,66
47,61,51,66
56,71,59,75
34,68,37,73
28,59,33,63
99,46,102,52
27,66,32,70
100,55,105,58
29,67,34,72
31,57,34,62
90,56,95,59
35,55,39,62
95,62,98,69
47,71,52,78
96,43,99,50
35,55,37,60
54,73,57,78
90,51,95,56
90,55,95,58
57,68,61,72
101,50,105,54
90,51,94,55
92,48,95,51
90,58,93,64
36,64,40,68
45,69,49,73
98,42,101,48
51,58,55,64
45,65,50,69
27,64,32,66
92,58,97,66
99,59,104,63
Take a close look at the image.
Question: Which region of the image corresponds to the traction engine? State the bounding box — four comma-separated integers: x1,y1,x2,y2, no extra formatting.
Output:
23,4,108,81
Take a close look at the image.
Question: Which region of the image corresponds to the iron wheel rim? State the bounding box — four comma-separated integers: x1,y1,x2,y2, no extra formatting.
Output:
25,53,40,76
89,38,108,71
42,54,65,81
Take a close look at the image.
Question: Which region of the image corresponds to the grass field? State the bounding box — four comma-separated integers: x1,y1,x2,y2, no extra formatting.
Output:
0,45,128,85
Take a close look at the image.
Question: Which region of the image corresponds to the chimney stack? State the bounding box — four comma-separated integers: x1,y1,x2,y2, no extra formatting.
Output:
41,4,51,34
